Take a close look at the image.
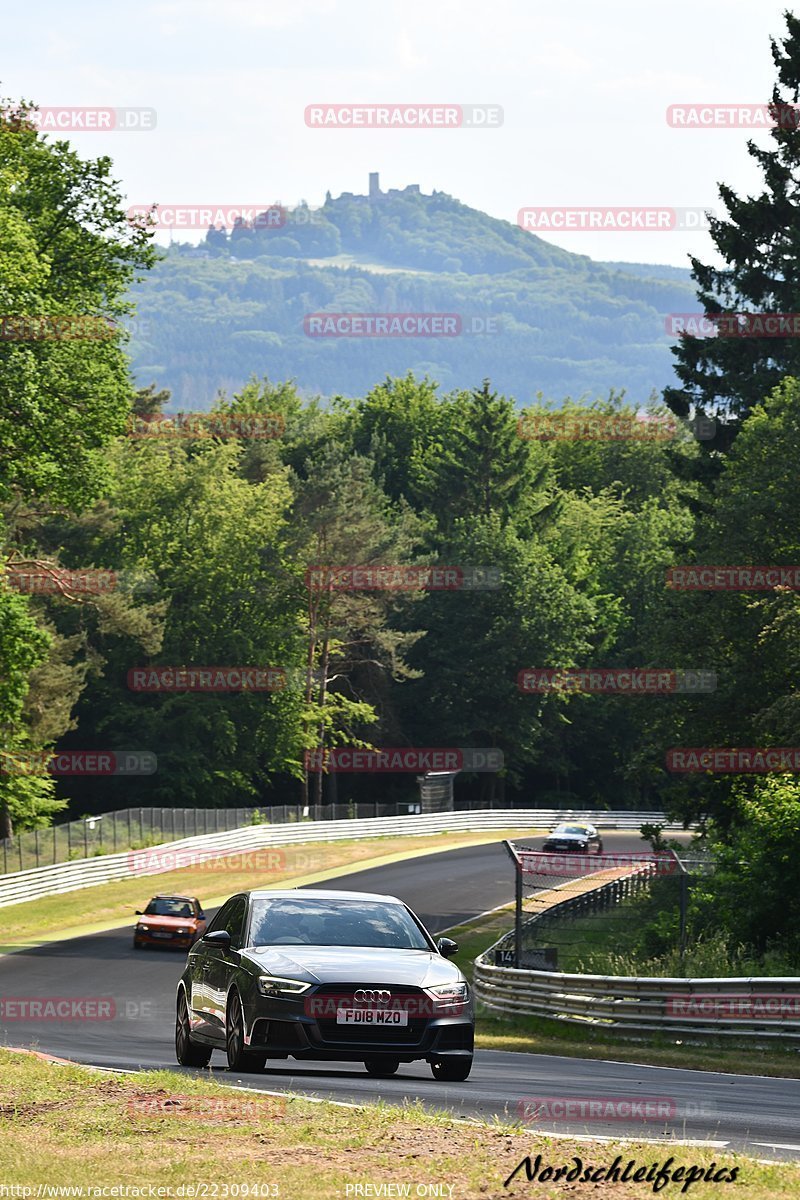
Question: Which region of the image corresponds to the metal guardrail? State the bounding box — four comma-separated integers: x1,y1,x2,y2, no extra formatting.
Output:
0,801,677,874
0,809,681,908
474,866,800,1040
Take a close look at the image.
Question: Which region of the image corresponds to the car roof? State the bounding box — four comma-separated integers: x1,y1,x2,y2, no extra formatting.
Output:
247,888,403,903
151,894,197,902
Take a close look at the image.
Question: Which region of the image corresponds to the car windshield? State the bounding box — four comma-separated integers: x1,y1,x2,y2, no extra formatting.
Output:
248,898,431,950
144,898,194,917
554,826,589,836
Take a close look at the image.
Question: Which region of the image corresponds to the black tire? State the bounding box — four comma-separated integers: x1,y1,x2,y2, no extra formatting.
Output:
430,1056,472,1082
364,1058,400,1078
133,940,143,950
175,990,212,1067
226,991,266,1073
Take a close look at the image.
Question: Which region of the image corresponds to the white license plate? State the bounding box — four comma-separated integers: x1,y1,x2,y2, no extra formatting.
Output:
152,931,173,938
336,1008,408,1026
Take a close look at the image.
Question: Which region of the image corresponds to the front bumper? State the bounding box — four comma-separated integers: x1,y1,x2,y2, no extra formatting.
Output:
543,842,588,852
245,985,475,1062
134,929,195,948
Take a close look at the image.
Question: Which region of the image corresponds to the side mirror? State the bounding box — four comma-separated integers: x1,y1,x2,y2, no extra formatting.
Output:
134,910,143,916
203,929,231,948
437,937,459,958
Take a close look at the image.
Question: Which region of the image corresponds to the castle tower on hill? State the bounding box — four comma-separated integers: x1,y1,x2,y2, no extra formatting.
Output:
368,173,422,200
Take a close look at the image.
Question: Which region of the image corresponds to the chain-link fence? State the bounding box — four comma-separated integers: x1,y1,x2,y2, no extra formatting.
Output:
497,841,714,975
0,800,426,874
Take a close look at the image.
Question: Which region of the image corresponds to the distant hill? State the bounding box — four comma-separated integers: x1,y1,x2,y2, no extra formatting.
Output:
127,179,697,407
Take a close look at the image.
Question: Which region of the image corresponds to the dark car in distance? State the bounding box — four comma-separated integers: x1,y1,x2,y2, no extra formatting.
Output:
542,822,604,854
175,889,474,1081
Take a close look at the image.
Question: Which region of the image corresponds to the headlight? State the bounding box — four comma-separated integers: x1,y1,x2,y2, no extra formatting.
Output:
258,975,312,996
425,981,469,1007
139,924,149,931
176,928,188,934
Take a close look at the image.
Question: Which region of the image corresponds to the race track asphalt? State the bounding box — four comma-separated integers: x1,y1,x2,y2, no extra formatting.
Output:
3,831,799,1162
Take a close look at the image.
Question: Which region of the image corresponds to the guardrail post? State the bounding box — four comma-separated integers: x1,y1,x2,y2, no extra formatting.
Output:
666,848,689,967
502,839,522,968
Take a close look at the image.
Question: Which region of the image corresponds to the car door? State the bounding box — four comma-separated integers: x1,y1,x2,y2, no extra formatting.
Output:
205,894,248,1036
187,897,235,1040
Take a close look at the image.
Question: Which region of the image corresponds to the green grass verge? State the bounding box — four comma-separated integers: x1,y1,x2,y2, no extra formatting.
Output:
1,1049,795,1198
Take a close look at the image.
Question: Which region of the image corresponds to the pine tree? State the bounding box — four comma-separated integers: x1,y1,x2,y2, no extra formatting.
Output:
664,13,800,449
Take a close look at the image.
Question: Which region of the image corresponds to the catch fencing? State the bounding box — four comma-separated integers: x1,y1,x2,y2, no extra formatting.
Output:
0,802,426,875
0,808,680,907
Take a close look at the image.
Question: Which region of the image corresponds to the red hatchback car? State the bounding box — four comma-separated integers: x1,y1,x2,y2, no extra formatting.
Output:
133,895,207,950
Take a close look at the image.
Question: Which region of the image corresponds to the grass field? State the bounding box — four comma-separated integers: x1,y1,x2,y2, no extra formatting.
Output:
1,1049,795,1199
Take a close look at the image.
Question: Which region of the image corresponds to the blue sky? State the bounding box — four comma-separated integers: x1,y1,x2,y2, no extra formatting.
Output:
2,0,794,266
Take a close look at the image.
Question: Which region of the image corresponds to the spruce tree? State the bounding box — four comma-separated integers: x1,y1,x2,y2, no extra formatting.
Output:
665,12,800,449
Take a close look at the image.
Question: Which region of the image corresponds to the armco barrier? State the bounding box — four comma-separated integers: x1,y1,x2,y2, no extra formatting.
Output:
0,809,681,908
474,868,800,1041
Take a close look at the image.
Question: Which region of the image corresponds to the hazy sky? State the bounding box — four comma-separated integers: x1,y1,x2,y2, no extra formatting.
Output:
3,0,794,267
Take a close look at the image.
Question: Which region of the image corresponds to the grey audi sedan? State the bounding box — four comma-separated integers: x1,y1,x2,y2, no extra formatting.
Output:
175,889,474,1081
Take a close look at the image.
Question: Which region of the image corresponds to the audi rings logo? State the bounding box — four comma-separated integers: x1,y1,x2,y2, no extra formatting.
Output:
354,989,391,1006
